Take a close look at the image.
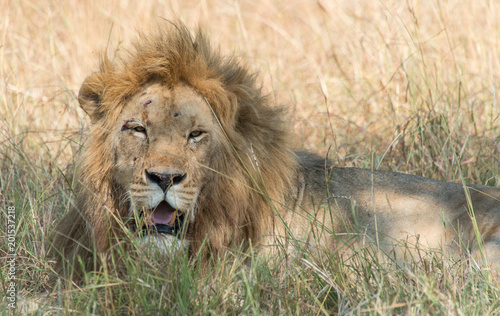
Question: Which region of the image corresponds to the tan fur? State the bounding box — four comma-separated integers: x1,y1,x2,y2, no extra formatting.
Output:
51,22,500,281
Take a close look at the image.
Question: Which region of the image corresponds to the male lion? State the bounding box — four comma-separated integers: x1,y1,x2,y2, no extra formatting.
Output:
52,22,500,281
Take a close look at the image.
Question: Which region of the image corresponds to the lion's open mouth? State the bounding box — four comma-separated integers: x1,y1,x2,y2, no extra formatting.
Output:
132,201,187,239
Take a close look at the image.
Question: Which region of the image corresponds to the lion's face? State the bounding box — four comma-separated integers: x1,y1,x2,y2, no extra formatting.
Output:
112,82,217,249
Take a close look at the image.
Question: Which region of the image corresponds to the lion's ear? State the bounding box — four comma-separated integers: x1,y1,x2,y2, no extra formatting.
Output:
78,73,106,123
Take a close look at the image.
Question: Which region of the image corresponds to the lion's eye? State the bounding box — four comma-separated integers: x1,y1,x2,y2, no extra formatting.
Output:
133,126,146,133
189,131,202,138
122,120,147,135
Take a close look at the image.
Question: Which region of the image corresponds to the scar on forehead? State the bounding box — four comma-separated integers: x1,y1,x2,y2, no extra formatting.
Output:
146,120,152,126
143,100,152,107
173,112,181,117
140,91,148,96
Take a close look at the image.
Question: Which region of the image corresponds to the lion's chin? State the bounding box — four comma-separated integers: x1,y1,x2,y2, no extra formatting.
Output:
140,234,188,254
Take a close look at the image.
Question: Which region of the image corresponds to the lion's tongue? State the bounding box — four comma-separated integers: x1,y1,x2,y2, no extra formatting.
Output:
152,201,177,225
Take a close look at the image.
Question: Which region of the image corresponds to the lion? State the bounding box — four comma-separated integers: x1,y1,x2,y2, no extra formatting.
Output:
51,22,500,281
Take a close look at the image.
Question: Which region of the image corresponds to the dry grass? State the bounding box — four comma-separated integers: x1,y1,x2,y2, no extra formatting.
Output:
1,0,500,314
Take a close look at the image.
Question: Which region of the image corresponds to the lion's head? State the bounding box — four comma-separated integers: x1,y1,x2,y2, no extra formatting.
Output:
52,23,298,279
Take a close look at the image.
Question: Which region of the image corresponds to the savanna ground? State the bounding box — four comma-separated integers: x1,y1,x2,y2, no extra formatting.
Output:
1,0,500,314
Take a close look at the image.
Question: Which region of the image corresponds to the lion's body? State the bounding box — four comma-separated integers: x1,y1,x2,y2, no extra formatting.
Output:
51,22,500,281
284,153,500,265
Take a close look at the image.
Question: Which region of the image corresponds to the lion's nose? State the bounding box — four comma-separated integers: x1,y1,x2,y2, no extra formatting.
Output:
146,170,186,192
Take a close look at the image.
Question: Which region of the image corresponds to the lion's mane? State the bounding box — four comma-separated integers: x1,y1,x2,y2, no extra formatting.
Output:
51,22,298,280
